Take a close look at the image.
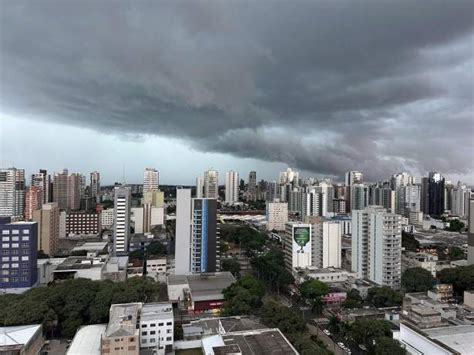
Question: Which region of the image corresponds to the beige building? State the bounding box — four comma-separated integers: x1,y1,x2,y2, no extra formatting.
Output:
142,190,164,208
32,202,59,256
266,200,288,231
101,303,141,355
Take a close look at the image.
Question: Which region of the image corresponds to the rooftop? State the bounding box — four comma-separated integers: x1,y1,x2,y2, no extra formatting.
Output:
67,324,106,355
0,325,41,348
55,256,107,271
222,329,298,355
168,272,236,301
424,325,474,354
105,303,141,338
141,303,173,322
71,241,108,253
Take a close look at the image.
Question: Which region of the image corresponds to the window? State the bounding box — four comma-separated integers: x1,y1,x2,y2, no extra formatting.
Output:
11,263,18,268
22,229,29,234
2,243,9,248
2,270,9,275
21,256,29,261
12,277,18,282
22,236,29,241
1,250,8,255
21,242,28,248
150,331,156,335
141,339,146,344
1,230,9,235
2,237,9,242
11,257,18,261
141,331,147,336
150,323,156,327
167,329,172,333
166,322,172,326
11,230,19,235
141,324,147,328
158,323,164,326
11,269,18,275
2,264,8,269
11,236,19,242
11,250,18,255
22,249,28,255
166,337,172,341
150,338,155,343
11,243,19,248
1,257,8,262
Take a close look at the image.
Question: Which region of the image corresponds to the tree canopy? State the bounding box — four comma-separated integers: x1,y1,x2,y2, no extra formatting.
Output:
221,258,241,277
367,287,403,308
401,231,420,252
401,267,435,292
445,219,465,232
438,264,474,298
348,319,392,347
221,274,265,316
251,250,294,294
373,336,406,355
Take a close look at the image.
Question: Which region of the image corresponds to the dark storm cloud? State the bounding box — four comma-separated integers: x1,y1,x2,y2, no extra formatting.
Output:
1,1,473,180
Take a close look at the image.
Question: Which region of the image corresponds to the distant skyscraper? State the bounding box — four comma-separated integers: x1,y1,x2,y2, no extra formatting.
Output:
90,171,101,200
468,198,474,265
0,217,38,290
33,202,60,256
225,171,239,205
248,171,257,200
113,186,131,254
175,188,192,274
279,168,299,187
396,184,421,216
345,171,363,213
350,184,369,211
24,186,42,220
0,167,25,218
53,170,81,211
143,168,159,193
266,200,288,231
69,173,82,210
204,168,219,199
451,182,468,217
352,206,402,289
31,169,50,204
426,172,445,216
195,177,204,198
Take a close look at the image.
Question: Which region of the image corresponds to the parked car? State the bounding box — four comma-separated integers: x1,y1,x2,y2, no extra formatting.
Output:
323,329,331,336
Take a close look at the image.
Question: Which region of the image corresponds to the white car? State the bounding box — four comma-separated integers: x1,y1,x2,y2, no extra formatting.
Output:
323,329,331,336
338,342,345,348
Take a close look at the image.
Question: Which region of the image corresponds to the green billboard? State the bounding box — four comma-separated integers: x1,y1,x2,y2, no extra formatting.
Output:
293,226,310,251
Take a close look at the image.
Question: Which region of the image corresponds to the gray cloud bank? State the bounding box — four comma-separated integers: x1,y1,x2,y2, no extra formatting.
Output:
1,1,473,180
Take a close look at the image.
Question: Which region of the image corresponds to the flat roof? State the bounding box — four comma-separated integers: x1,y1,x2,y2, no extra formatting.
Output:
71,242,108,252
105,303,141,337
67,324,106,355
425,325,474,354
141,303,173,321
168,273,236,301
222,328,298,354
55,256,105,271
0,325,41,347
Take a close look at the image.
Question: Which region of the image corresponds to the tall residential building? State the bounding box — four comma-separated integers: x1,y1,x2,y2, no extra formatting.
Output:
32,202,60,256
312,220,342,269
53,170,69,210
195,177,204,198
301,189,322,219
427,172,445,216
468,198,474,265
0,167,26,218
283,222,311,271
24,186,42,220
68,173,82,210
352,206,402,289
224,170,239,205
175,188,192,274
0,217,38,290
396,184,421,216
204,169,219,199
31,169,50,204
266,200,288,231
345,171,363,213
248,171,257,200
391,172,415,190
369,185,395,212
143,168,159,193
190,198,219,273
90,171,101,200
113,186,131,254
350,184,369,211
279,168,299,187
451,182,468,217
142,190,164,208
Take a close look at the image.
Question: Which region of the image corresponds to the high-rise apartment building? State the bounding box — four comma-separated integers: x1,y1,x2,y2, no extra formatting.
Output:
301,189,322,219
283,222,311,271
421,172,445,216
113,186,131,254
175,188,192,274
24,186,42,220
396,184,421,216
312,220,342,269
0,217,38,290
53,170,81,211
142,190,164,208
350,184,369,211
31,169,50,204
279,168,299,187
190,198,219,273
143,168,159,193
32,203,60,256
204,169,219,199
0,168,26,218
468,198,474,265
391,172,415,190
345,171,363,213
195,177,204,198
266,200,288,231
224,171,239,205
248,171,257,201
69,173,82,210
451,182,468,217
352,206,402,289
90,171,101,200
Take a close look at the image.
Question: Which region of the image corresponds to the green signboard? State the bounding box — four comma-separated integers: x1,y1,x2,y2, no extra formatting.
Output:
293,226,310,251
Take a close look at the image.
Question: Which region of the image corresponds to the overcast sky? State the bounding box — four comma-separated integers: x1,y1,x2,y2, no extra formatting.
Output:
1,1,473,185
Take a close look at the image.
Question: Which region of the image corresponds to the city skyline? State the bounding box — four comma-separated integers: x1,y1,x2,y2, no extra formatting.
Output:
1,1,473,184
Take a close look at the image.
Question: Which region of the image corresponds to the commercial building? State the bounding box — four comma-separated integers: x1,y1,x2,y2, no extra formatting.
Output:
132,205,164,234
421,172,445,216
352,206,402,289
24,186,42,221
0,167,26,218
204,168,219,199
90,171,101,201
101,303,141,355
167,272,235,313
397,184,421,216
143,168,159,193
139,303,174,352
146,256,168,282
224,170,239,205
266,199,288,231
0,217,38,290
142,190,164,208
283,222,312,271
175,188,192,274
32,202,60,256
312,220,342,269
0,325,44,355
66,212,101,236
113,186,131,254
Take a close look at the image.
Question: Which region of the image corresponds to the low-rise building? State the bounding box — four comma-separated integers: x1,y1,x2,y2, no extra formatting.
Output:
139,303,174,352
127,259,144,278
0,325,44,355
66,212,101,236
67,324,107,355
293,266,356,285
402,252,438,277
146,256,168,282
101,208,114,229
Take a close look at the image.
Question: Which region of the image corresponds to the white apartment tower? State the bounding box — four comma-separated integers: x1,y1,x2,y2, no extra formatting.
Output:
0,167,26,218
312,220,342,268
143,168,159,193
175,188,192,274
195,177,204,198
266,200,288,231
31,169,50,204
90,171,101,200
113,186,131,254
352,206,402,289
204,168,219,199
225,170,239,205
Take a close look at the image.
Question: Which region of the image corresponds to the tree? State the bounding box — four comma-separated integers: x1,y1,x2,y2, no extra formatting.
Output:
445,219,465,232
252,250,294,294
221,258,241,277
342,288,363,309
299,280,329,313
128,250,144,260
367,287,403,308
373,336,406,355
146,241,167,256
37,250,49,259
348,319,391,347
401,231,419,252
438,264,474,298
260,301,306,334
401,267,435,292
449,246,465,261
221,275,265,316
327,315,342,335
